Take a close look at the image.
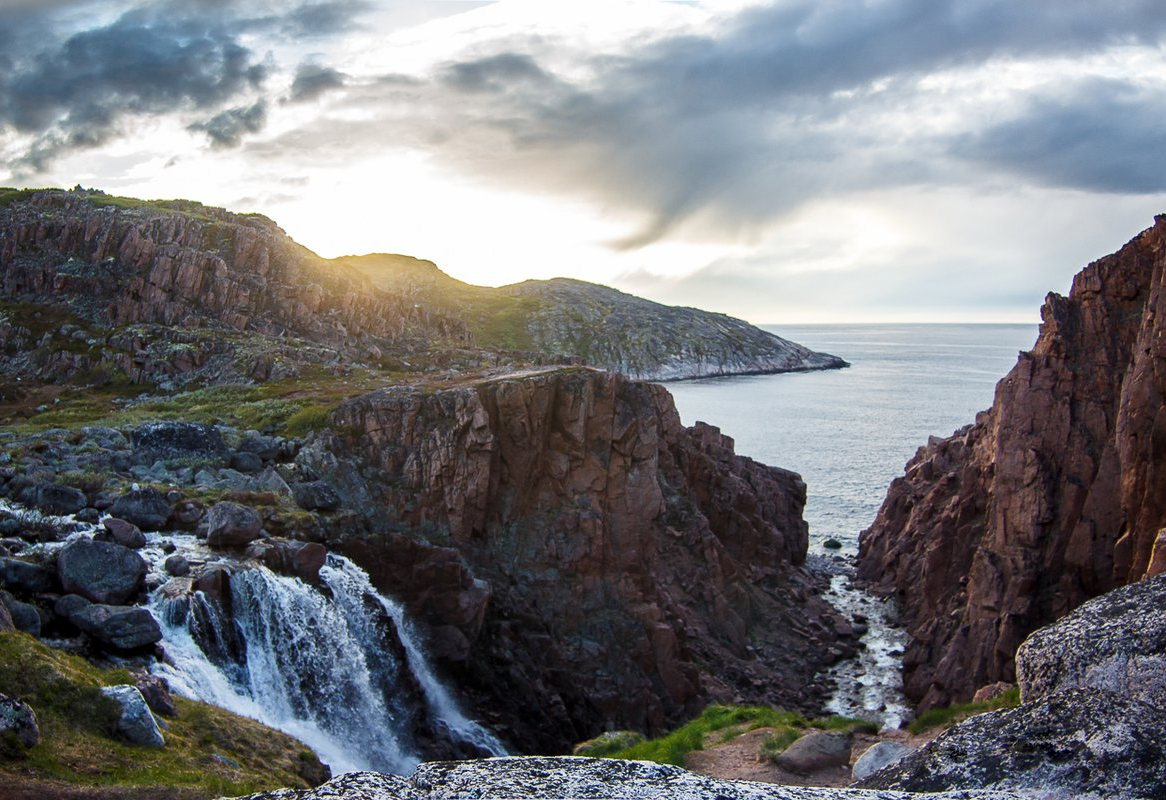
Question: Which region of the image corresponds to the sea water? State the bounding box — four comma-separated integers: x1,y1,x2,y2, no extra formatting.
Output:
666,323,1038,726
665,323,1038,553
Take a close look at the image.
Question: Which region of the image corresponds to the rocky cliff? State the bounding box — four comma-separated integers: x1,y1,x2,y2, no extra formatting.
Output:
344,255,847,380
857,214,1166,709
299,367,856,753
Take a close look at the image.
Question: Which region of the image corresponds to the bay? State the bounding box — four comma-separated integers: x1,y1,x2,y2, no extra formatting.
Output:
665,323,1039,554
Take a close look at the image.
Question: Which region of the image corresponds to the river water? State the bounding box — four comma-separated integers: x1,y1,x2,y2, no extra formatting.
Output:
666,323,1038,726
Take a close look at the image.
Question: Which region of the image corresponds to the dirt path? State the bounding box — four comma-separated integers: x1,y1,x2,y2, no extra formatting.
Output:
684,727,938,788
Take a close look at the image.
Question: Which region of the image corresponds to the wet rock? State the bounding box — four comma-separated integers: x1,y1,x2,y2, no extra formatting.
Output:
851,741,916,782
823,538,842,550
56,538,146,604
1016,572,1166,708
245,539,327,584
70,602,163,650
0,556,55,593
100,517,146,549
774,731,851,775
100,685,164,747
130,421,228,465
856,688,1166,797
164,554,191,577
109,487,171,531
28,482,87,515
0,693,39,749
206,501,263,548
292,480,341,512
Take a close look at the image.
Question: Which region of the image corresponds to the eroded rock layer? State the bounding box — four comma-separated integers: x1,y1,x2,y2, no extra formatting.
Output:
858,214,1166,709
305,367,855,753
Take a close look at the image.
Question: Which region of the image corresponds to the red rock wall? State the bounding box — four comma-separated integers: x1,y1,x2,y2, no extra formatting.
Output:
0,190,468,350
317,368,849,752
858,215,1166,710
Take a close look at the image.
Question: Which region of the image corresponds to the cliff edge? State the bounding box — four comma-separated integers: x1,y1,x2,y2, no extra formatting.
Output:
857,214,1166,709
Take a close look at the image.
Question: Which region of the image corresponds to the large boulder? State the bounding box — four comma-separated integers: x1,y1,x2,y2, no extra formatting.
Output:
856,688,1166,798
130,421,229,464
0,693,39,749
205,502,263,548
291,480,341,512
28,482,87,515
108,487,172,531
67,599,163,650
774,731,851,775
56,539,146,605
0,556,55,593
851,741,917,782
245,539,327,584
100,685,164,747
1016,572,1166,708
2,594,41,636
100,517,147,549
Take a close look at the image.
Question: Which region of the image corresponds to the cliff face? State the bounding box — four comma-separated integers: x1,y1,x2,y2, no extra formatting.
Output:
303,367,853,752
0,189,469,354
857,215,1166,710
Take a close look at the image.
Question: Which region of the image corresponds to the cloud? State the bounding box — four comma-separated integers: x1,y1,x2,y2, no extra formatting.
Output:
288,63,347,103
190,101,269,148
261,0,1166,249
949,78,1166,193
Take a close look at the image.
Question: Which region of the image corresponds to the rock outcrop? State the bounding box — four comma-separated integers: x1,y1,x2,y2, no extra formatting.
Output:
858,215,1166,709
857,688,1166,798
1016,571,1166,707
228,757,1027,800
347,254,848,381
307,367,855,753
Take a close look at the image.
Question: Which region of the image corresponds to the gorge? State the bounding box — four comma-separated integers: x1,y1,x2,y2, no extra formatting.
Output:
3,187,1166,799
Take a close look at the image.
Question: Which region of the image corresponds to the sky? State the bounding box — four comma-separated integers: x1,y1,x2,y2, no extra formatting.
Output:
2,0,1165,324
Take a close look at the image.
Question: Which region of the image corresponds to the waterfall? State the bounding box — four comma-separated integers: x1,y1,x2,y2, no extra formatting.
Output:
151,550,505,774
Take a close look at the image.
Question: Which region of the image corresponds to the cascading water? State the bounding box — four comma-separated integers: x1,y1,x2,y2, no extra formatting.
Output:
150,547,505,774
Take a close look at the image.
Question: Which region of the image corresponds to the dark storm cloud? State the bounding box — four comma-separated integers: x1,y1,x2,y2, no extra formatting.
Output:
190,100,269,148
288,63,348,103
0,0,370,170
950,79,1166,194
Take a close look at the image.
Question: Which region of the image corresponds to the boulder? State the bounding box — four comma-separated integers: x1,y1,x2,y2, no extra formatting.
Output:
70,603,162,650
206,502,263,548
2,594,41,636
109,487,171,531
100,517,146,549
1016,572,1166,708
245,539,327,584
0,556,55,593
856,688,1166,797
292,480,341,512
230,451,264,474
238,432,280,462
100,685,164,747
0,693,39,749
851,741,916,782
29,482,86,515
130,421,229,464
56,538,146,604
172,498,205,528
164,554,191,577
134,672,177,717
774,731,851,775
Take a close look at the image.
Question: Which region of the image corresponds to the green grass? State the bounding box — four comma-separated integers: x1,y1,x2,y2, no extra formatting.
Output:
908,686,1021,734
0,632,325,798
598,704,877,767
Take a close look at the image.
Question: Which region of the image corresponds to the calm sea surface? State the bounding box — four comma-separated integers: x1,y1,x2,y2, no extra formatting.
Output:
665,324,1039,554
